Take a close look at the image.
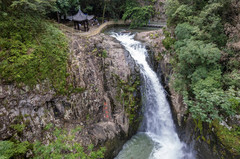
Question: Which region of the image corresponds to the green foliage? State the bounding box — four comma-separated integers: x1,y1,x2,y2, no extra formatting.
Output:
223,70,240,88
174,40,221,82
177,40,220,65
10,124,26,133
56,0,80,16
186,87,237,122
166,0,239,123
0,0,56,17
102,50,108,58
175,23,201,40
54,0,157,23
213,120,240,155
0,141,14,159
0,127,105,159
191,3,227,46
123,4,154,28
162,37,175,50
166,0,227,47
0,140,30,159
71,126,82,134
166,2,193,26
173,39,238,121
12,0,56,14
0,15,77,94
33,128,106,159
73,0,129,20
115,74,141,123
44,123,53,131
162,29,176,50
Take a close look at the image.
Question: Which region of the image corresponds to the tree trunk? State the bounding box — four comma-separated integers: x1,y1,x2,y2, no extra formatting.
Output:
102,2,107,24
57,12,60,23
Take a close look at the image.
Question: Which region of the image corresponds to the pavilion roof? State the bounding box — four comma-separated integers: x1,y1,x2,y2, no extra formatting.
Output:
67,9,94,22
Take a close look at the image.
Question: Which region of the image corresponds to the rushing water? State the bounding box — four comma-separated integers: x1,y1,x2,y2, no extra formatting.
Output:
111,33,195,159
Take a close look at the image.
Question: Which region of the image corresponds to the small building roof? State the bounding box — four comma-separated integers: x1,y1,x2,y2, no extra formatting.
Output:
67,9,94,22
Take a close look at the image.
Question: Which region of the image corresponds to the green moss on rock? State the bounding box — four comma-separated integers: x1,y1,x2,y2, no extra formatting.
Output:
213,120,240,155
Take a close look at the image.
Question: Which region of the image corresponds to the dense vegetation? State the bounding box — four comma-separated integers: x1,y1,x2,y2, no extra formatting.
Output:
165,0,240,154
123,1,154,28
0,125,105,159
165,0,239,122
0,0,71,94
55,0,155,28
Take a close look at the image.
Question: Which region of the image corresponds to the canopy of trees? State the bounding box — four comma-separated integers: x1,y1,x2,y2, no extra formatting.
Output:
165,0,240,154
165,0,239,122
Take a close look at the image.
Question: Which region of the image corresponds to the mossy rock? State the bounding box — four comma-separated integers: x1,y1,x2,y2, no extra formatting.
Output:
212,120,240,156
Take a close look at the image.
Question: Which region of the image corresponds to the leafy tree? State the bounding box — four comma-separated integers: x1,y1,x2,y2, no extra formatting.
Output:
165,0,239,123
0,140,30,159
190,2,227,46
166,3,193,26
162,28,176,50
56,0,80,17
174,39,221,81
123,4,154,28
3,0,56,16
166,0,227,46
76,0,127,20
223,70,240,88
185,71,237,122
175,23,201,40
104,0,125,19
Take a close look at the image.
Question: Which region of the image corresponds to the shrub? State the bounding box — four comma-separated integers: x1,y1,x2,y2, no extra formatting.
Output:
123,5,154,28
0,15,70,94
0,140,30,159
33,128,106,159
162,28,175,50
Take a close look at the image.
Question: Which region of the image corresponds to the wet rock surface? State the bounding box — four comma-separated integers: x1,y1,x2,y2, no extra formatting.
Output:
0,32,141,158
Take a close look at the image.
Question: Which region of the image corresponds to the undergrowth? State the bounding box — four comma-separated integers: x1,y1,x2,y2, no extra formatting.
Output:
0,15,81,94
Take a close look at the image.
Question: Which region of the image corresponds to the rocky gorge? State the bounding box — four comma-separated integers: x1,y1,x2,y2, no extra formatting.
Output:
0,22,239,159
1,0,240,158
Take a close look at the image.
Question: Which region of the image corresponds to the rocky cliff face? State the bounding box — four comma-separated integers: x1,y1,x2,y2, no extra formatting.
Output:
0,31,141,158
151,0,166,22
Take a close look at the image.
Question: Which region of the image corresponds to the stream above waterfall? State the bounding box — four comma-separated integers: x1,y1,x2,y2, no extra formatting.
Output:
111,32,195,159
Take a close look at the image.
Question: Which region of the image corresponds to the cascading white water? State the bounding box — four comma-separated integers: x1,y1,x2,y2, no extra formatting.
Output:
112,33,195,159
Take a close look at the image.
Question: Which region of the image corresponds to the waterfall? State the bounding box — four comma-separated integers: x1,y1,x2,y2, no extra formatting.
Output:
112,33,194,159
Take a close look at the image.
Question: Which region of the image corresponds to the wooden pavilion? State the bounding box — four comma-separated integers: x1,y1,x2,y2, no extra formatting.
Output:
68,9,94,31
